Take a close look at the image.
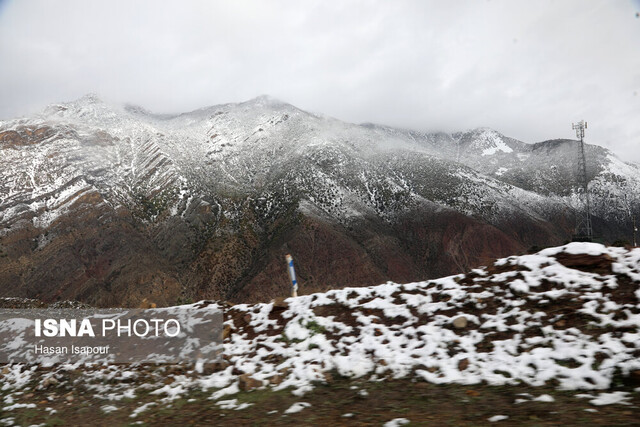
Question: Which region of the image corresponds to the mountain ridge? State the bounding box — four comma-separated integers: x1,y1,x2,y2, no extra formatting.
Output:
0,95,638,306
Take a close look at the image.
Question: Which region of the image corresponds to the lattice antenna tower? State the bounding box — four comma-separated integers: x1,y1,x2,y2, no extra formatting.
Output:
572,120,593,241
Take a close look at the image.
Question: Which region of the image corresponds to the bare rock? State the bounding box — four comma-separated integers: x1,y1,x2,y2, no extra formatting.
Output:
269,374,284,385
42,377,59,388
554,252,613,274
453,316,468,329
272,297,288,309
458,358,469,371
202,361,230,375
222,324,232,340
238,373,263,391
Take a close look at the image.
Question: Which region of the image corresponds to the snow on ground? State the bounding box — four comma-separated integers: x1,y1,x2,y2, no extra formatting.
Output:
495,167,509,176
216,399,253,410
284,402,311,414
384,418,410,426
0,243,639,413
212,242,640,396
475,129,513,156
129,402,156,418
588,391,631,406
100,405,118,414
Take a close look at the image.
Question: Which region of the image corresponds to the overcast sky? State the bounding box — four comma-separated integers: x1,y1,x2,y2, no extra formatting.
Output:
1,0,639,161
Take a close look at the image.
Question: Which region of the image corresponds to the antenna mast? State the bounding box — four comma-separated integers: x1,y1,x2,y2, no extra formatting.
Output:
572,120,593,241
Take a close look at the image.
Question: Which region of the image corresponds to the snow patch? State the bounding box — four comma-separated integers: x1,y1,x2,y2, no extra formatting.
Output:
384,418,410,426
589,392,631,406
284,402,311,414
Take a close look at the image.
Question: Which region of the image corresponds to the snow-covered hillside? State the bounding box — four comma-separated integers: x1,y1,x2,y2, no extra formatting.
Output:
1,243,639,422
216,242,640,394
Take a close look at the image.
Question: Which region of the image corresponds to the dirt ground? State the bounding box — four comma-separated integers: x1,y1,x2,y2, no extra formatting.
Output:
2,376,639,426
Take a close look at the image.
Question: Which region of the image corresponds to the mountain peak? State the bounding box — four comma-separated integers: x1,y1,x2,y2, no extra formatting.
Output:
76,93,104,105
243,94,287,107
467,127,502,137
452,127,514,156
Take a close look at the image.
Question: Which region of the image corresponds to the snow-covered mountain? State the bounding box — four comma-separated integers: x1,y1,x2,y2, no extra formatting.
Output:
0,95,639,306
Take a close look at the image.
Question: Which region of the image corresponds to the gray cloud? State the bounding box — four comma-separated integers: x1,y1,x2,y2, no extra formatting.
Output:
1,0,639,161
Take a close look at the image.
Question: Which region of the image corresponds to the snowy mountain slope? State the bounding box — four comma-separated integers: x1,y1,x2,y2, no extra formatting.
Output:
220,243,640,392
0,95,639,305
367,125,640,221
2,94,636,230
1,243,639,423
